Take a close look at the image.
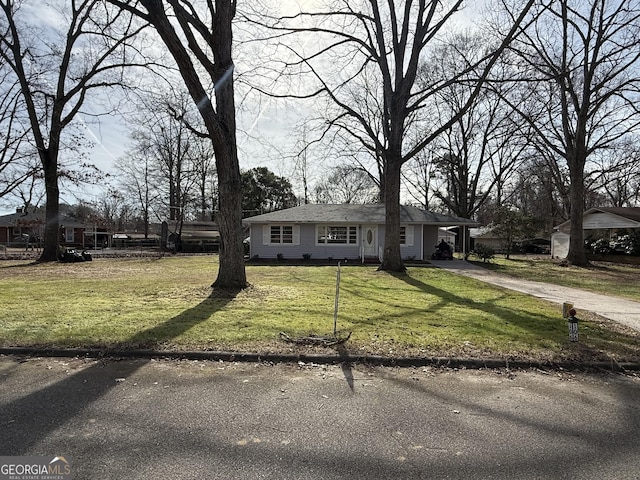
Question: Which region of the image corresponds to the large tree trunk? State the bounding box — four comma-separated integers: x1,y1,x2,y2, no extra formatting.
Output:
141,0,246,290
379,157,405,272
39,152,60,262
566,157,589,266
210,0,246,290
214,146,246,289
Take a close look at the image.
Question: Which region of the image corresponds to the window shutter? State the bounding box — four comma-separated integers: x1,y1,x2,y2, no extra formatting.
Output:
406,225,414,246
293,225,300,245
263,225,270,245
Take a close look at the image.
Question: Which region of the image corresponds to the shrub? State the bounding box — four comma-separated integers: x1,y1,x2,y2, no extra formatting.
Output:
609,234,637,255
302,253,311,260
590,233,640,255
472,244,495,263
590,237,610,254
277,253,284,261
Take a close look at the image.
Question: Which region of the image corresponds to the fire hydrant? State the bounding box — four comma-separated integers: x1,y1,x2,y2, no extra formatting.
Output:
567,308,579,342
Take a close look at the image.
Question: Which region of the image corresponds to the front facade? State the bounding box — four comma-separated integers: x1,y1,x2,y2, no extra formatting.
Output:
0,209,100,248
243,204,478,262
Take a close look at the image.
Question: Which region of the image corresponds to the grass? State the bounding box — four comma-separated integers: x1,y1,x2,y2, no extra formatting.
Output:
0,256,638,363
474,255,640,302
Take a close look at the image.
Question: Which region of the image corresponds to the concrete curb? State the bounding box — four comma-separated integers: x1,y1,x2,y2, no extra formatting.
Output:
1,347,639,372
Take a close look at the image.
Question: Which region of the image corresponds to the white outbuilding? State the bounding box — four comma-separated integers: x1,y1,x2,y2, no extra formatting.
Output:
551,207,640,259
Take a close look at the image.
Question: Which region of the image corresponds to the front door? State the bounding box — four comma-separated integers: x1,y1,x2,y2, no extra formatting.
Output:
363,225,377,258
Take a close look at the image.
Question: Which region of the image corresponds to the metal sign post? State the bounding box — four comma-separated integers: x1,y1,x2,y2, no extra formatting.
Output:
333,262,341,336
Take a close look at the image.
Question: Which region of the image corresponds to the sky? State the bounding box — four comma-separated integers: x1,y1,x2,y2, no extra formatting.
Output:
0,0,483,216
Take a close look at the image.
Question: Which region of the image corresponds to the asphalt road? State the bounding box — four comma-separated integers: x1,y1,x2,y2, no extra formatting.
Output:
1,356,639,480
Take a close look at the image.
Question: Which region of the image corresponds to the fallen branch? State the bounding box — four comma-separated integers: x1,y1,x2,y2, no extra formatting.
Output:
279,331,351,347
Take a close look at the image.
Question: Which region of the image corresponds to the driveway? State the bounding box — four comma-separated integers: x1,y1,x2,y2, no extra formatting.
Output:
430,259,640,333
1,356,639,480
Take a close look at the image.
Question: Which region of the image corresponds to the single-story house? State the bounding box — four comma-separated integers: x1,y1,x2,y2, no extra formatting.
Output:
242,204,479,262
470,227,551,254
0,208,108,248
469,226,503,251
551,207,640,258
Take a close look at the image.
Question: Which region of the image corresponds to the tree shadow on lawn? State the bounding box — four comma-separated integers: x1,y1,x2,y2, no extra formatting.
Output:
0,287,241,455
342,271,556,337
383,271,639,360
120,288,242,349
0,261,40,269
477,257,613,274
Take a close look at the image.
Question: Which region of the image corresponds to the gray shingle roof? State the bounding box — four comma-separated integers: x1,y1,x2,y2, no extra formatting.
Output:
0,211,86,228
554,207,640,230
592,207,640,223
243,204,478,225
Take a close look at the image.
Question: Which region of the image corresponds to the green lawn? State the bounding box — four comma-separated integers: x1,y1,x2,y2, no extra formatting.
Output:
473,256,640,302
0,256,638,362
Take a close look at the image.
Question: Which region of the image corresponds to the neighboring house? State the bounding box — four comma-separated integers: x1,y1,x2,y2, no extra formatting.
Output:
469,226,503,252
551,207,640,258
438,227,457,246
243,204,478,261
163,221,221,252
0,208,108,248
471,226,551,254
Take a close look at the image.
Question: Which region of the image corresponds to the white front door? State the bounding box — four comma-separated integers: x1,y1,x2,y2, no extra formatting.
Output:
363,225,377,257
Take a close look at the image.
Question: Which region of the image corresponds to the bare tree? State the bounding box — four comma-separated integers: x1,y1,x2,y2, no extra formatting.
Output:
97,188,134,233
245,0,535,271
424,33,534,219
496,0,640,265
0,0,149,261
509,156,569,236
0,71,38,199
131,93,196,223
114,153,155,237
589,140,640,208
189,136,217,221
313,165,379,204
110,0,246,289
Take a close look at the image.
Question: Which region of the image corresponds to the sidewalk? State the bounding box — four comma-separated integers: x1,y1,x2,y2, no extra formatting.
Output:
430,259,640,333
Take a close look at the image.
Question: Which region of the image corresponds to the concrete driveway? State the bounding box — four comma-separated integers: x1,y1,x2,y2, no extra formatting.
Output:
1,356,639,480
430,259,640,333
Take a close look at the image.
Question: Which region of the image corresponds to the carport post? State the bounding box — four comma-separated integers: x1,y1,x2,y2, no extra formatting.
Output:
462,225,466,259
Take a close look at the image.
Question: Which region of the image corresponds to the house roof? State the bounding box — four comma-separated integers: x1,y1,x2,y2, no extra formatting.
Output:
554,207,640,230
243,204,479,226
590,207,640,223
0,210,86,228
469,226,496,239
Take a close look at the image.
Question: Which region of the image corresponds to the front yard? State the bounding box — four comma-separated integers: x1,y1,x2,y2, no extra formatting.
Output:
0,256,638,363
474,255,640,302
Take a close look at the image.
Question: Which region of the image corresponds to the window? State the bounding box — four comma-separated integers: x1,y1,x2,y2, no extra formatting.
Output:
65,228,74,243
317,225,357,245
263,224,298,245
400,226,414,246
270,225,293,244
